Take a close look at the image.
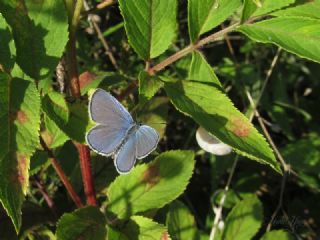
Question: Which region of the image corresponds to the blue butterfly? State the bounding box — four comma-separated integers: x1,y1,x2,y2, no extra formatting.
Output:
86,89,159,174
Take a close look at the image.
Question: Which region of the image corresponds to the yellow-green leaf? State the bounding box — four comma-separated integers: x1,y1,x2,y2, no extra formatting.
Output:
0,72,40,232
164,80,280,172
107,150,195,219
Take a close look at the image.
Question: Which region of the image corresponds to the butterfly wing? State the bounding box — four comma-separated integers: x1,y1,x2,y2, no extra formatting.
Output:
86,89,134,155
88,88,134,126
86,125,128,156
114,132,137,174
136,125,159,159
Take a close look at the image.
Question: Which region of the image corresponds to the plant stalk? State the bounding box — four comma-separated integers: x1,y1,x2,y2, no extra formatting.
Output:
40,138,83,208
66,0,97,206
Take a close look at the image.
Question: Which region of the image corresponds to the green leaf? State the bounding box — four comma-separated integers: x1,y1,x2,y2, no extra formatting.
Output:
0,15,15,72
42,114,69,149
42,92,69,127
189,51,221,86
238,17,320,64
166,200,198,240
139,71,163,105
118,0,177,59
282,133,320,190
0,72,40,232
122,216,171,240
241,0,261,23
0,0,69,80
56,206,106,240
107,150,195,219
222,195,263,240
30,150,49,176
188,0,241,42
79,71,129,96
164,80,280,172
273,0,320,19
253,0,294,17
260,230,295,240
62,101,90,143
107,226,129,240
138,97,168,139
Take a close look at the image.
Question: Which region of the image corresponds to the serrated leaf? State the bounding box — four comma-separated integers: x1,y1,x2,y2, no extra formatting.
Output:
42,92,69,127
241,0,297,24
119,0,177,59
260,230,295,240
56,206,106,240
166,200,198,240
139,71,163,105
122,216,171,240
107,150,195,219
0,202,55,240
42,114,69,149
0,0,68,80
62,101,91,143
0,72,40,232
222,195,263,240
188,0,241,42
30,150,49,176
189,51,221,86
272,0,320,19
164,80,280,172
238,17,320,64
0,15,15,72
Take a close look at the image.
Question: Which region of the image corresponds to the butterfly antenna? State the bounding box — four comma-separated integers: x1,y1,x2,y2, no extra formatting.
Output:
148,122,167,125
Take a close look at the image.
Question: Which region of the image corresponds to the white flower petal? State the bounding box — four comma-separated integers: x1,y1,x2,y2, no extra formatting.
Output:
196,127,232,155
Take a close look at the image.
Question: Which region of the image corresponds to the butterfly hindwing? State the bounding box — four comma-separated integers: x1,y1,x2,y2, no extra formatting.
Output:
114,131,137,174
136,125,159,159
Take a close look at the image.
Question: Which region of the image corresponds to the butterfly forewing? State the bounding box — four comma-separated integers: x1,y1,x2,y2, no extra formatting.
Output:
89,89,134,126
136,125,159,159
114,132,137,174
86,125,128,156
86,89,133,155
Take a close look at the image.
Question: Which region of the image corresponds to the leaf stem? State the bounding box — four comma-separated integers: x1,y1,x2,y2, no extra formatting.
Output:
148,23,239,75
40,137,83,208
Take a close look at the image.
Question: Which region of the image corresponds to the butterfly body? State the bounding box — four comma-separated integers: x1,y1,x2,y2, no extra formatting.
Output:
86,89,159,174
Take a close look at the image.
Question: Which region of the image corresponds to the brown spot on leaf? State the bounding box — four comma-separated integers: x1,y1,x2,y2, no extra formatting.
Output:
142,164,160,188
230,117,251,137
16,110,28,124
79,71,97,89
41,130,54,147
160,231,170,240
17,154,28,188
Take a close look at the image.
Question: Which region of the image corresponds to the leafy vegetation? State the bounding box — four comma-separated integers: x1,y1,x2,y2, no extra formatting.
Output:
0,0,319,239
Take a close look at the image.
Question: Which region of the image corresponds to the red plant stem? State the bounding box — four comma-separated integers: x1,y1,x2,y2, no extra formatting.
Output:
40,138,83,208
117,80,138,101
66,4,97,206
76,143,97,206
